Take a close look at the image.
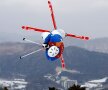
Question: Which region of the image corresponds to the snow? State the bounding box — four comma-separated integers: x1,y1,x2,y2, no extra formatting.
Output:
81,77,108,89
88,77,108,83
0,78,28,90
81,83,102,88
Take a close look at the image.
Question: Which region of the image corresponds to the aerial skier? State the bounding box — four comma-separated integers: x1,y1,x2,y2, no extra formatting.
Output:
20,0,89,70
41,30,66,68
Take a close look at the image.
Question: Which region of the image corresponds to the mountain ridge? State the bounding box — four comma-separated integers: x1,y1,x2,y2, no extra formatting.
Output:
64,37,108,53
0,42,108,89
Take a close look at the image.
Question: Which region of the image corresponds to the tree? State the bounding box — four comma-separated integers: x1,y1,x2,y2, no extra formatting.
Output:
49,87,58,90
68,84,86,90
4,87,8,90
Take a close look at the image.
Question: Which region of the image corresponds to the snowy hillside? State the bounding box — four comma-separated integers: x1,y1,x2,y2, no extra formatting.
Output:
0,78,28,90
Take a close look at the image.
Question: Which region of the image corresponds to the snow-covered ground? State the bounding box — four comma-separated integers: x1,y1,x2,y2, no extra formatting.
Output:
0,78,28,90
81,77,108,90
44,73,77,89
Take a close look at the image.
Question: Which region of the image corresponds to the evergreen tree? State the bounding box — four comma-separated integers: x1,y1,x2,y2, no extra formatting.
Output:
49,87,58,90
4,87,8,90
68,84,86,90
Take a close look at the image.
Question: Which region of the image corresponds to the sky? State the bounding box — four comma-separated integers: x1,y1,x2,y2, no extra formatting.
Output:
0,0,108,42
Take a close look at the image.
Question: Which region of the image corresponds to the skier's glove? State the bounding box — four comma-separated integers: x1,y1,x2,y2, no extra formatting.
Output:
42,44,49,48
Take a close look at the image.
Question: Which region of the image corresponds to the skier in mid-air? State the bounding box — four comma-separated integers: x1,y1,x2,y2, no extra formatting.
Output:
42,30,65,61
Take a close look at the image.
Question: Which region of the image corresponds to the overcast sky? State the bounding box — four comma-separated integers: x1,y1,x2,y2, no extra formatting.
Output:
0,0,108,42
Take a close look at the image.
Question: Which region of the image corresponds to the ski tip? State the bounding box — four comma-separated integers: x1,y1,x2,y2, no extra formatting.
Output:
22,26,25,29
23,38,25,41
85,37,89,40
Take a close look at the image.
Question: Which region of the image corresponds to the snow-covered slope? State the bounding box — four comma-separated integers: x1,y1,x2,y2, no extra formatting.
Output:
0,78,28,90
81,77,108,89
